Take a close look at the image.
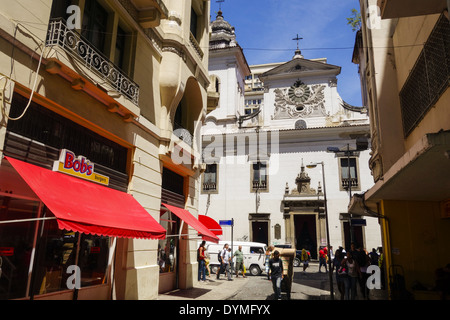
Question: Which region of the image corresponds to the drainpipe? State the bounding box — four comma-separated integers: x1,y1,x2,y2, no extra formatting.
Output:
379,200,392,299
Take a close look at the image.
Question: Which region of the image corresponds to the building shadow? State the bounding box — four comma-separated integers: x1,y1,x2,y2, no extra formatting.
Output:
160,287,212,299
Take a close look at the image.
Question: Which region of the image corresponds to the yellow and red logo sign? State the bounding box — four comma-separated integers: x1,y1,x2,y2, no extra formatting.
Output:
53,149,109,186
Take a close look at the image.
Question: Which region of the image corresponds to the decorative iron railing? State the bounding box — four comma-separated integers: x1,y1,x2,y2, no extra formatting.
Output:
341,178,359,190
189,32,204,60
203,181,217,191
253,180,267,190
399,14,450,137
46,19,139,105
173,122,193,147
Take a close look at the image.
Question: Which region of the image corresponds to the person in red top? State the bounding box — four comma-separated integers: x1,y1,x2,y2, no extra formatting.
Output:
319,247,328,273
198,241,206,282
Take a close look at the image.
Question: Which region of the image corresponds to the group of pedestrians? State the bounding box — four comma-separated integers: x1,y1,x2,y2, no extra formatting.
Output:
216,243,247,281
332,243,384,300
198,241,385,300
198,242,285,300
197,242,247,282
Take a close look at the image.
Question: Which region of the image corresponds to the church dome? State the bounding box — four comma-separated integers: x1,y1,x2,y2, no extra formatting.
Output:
210,10,237,48
211,10,233,33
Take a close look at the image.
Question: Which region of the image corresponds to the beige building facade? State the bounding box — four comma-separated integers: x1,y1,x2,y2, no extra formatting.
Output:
350,0,450,299
0,0,211,300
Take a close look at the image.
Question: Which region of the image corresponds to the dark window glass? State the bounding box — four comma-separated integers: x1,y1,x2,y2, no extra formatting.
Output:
203,164,217,191
50,0,71,20
190,8,198,39
7,93,128,173
114,26,127,71
78,234,110,287
0,196,40,299
158,210,180,274
162,168,184,196
31,209,111,295
31,210,78,295
340,158,357,179
81,0,109,53
253,162,267,183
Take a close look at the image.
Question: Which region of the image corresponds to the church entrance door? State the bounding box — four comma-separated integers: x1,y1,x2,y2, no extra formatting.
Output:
294,214,318,260
252,221,269,245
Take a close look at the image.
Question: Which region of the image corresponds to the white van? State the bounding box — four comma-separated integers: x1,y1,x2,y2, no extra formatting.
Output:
198,241,267,276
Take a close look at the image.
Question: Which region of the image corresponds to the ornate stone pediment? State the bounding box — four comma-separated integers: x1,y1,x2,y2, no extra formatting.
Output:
273,80,327,120
285,160,317,196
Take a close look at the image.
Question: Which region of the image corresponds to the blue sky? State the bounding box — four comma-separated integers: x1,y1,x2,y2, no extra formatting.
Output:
210,0,363,106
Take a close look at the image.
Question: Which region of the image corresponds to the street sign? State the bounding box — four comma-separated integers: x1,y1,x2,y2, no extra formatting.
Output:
351,218,366,226
219,219,233,226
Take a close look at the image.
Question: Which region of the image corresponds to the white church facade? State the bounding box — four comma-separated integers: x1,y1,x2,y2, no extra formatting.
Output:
199,11,381,258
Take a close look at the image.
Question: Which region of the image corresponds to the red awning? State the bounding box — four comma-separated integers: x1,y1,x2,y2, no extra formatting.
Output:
161,203,219,243
6,157,166,240
199,215,223,236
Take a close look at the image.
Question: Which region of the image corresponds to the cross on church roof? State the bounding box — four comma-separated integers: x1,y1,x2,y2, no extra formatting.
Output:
216,0,225,10
292,34,303,50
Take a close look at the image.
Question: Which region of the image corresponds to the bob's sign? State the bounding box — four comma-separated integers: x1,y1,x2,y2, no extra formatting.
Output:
53,149,109,186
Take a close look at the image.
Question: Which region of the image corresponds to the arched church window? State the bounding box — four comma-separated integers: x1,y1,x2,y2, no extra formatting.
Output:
295,120,307,129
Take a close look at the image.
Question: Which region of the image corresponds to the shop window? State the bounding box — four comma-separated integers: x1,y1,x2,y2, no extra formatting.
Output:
31,209,111,295
158,209,180,274
0,196,40,300
78,234,110,287
31,215,78,295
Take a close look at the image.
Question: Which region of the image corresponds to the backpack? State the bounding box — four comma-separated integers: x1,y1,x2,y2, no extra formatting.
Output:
217,251,222,263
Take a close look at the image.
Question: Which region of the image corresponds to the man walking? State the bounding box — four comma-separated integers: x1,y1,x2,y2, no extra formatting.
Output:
234,245,246,278
223,246,233,281
217,244,228,279
269,250,284,300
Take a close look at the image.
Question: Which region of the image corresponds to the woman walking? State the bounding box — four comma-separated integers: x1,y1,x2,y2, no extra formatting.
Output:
333,249,345,299
265,245,274,280
341,251,361,300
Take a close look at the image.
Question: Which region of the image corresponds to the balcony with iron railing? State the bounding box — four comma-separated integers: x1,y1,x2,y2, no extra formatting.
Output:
189,32,204,60
203,181,217,191
173,121,193,147
341,177,359,190
399,13,449,137
46,18,140,106
252,180,267,190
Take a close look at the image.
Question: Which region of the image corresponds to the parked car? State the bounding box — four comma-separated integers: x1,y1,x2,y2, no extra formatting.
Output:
274,244,302,267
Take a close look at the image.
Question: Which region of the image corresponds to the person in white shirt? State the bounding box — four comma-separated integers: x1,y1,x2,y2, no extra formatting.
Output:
221,244,233,281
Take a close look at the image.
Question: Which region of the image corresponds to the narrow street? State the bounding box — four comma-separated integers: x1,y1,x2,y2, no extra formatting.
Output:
159,261,388,301
229,262,338,300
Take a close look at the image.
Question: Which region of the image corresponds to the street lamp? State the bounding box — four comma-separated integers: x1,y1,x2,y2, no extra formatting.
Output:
306,161,334,300
327,138,369,246
327,144,355,244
